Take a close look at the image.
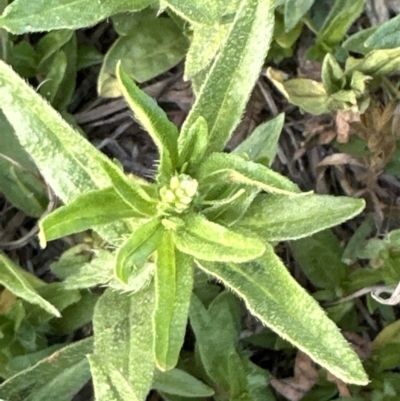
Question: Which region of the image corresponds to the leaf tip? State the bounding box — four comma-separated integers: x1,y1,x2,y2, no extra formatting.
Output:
38,222,47,248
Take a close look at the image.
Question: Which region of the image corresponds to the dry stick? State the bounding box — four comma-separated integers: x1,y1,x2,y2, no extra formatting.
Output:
327,282,400,306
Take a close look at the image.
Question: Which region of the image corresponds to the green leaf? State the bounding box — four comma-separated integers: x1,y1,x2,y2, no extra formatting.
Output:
171,213,265,263
92,286,155,401
51,33,77,111
51,245,114,289
0,0,154,34
202,184,260,228
342,26,378,55
152,368,214,397
189,294,236,389
116,218,163,284
116,62,179,182
89,354,141,401
0,59,138,245
321,54,344,95
178,116,209,170
39,187,144,247
98,9,188,96
233,113,284,166
196,245,369,385
0,253,60,317
37,30,74,70
39,51,67,104
76,44,103,70
345,48,400,77
266,67,331,115
161,0,221,25
154,232,193,370
0,112,47,217
51,291,100,335
284,0,315,31
198,152,301,194
365,14,400,49
313,0,366,52
0,338,93,400
291,230,348,289
181,0,274,154
237,193,365,241
7,40,37,78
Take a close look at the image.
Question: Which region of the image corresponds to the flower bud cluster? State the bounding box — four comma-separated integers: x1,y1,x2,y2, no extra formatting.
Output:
159,174,198,214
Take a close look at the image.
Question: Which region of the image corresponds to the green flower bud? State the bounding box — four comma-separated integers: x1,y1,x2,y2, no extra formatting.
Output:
158,174,198,214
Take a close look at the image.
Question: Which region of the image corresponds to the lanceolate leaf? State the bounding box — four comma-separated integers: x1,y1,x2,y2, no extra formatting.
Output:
100,160,157,215
196,246,369,385
172,213,265,263
189,294,233,390
153,232,193,370
89,355,140,401
0,0,154,34
0,60,132,245
284,0,314,31
116,62,179,182
0,253,60,317
198,152,301,194
152,368,214,398
162,0,221,25
0,338,93,400
365,13,400,49
39,187,145,247
92,287,155,401
345,48,400,77
315,0,365,51
237,193,365,241
181,0,274,154
233,113,284,167
115,218,163,284
178,116,209,170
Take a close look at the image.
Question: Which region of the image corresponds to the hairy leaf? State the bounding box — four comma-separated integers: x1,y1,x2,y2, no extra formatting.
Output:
0,59,133,245
154,232,193,370
178,116,209,170
162,0,221,25
198,152,301,194
115,218,163,284
0,112,47,217
237,193,365,241
196,246,368,385
0,253,60,317
116,62,179,182
0,338,93,400
172,213,265,262
181,0,274,154
39,187,145,247
89,355,141,401
0,0,154,33
92,286,155,401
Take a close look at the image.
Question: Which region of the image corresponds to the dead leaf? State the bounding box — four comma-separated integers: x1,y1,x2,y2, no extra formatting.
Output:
335,110,361,143
327,372,352,398
270,352,318,401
